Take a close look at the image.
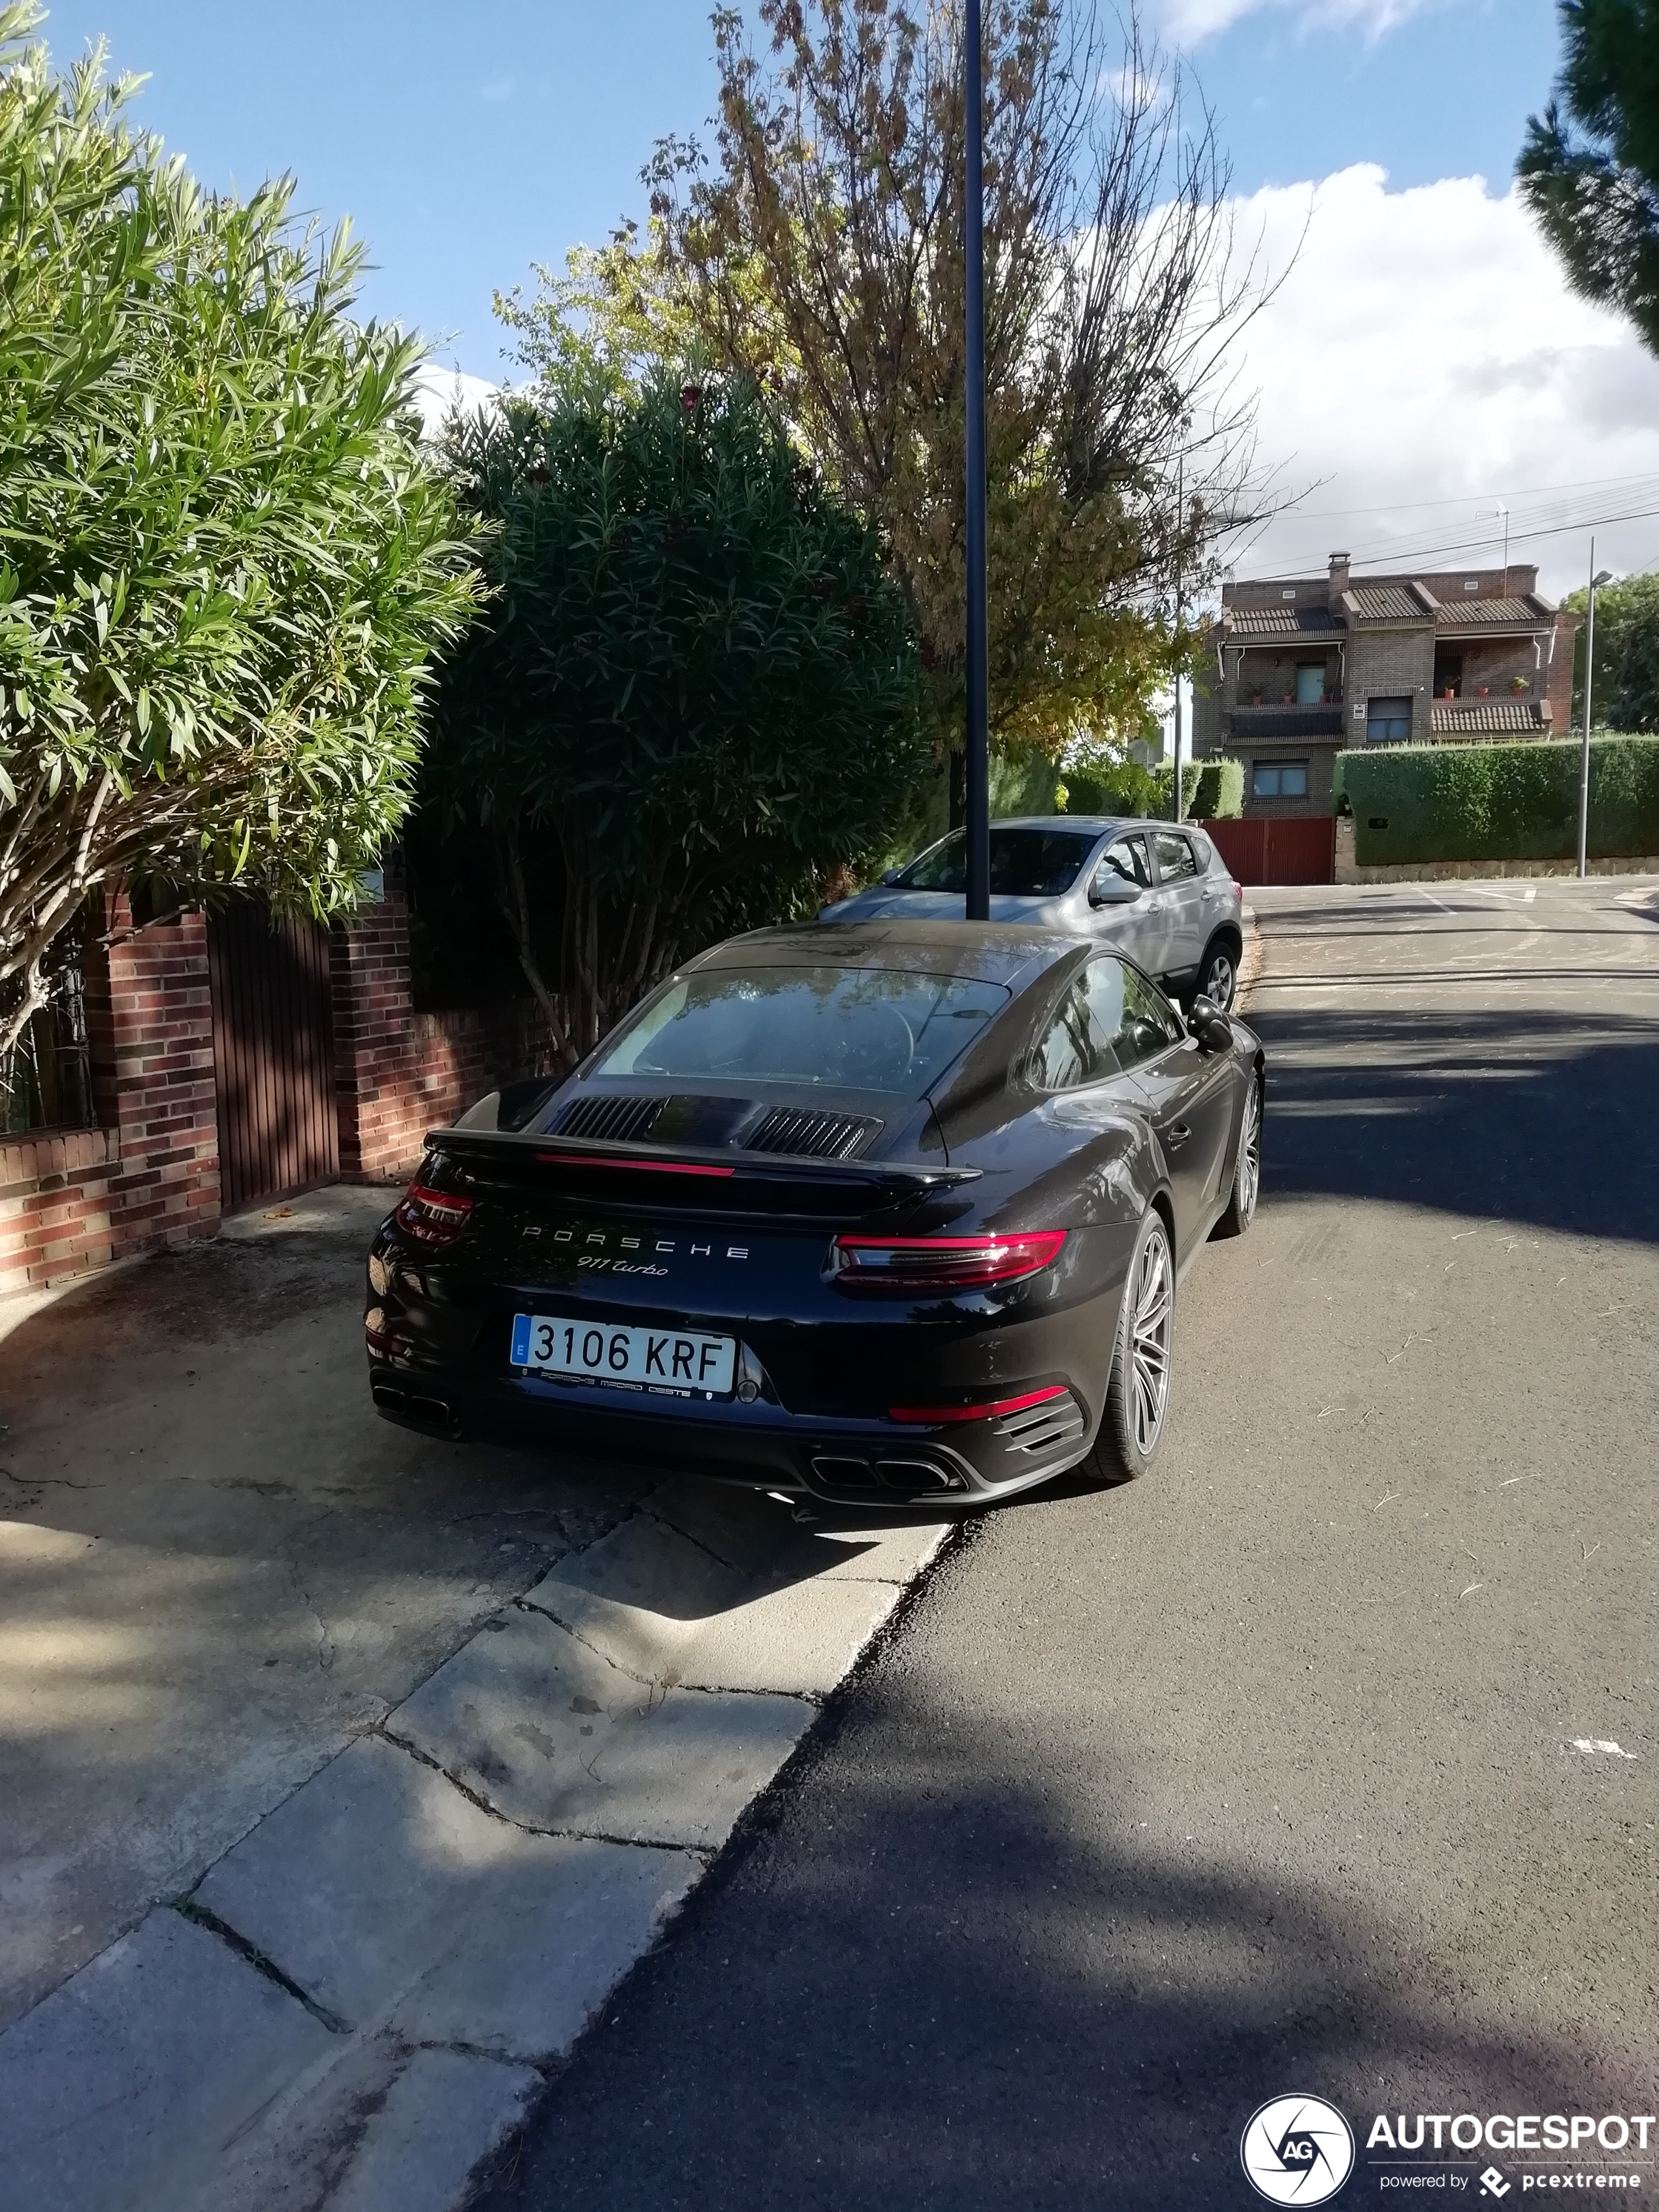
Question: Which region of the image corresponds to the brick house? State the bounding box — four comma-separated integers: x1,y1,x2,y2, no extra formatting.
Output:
0,861,555,1299
1192,554,1580,816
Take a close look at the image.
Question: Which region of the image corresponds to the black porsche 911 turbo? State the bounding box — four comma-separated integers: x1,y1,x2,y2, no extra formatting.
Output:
365,921,1263,1509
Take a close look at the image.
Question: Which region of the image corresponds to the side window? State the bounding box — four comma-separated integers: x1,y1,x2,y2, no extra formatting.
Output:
1093,833,1151,895
1031,959,1129,1089
1112,965,1185,1071
1151,829,1198,883
1187,830,1212,869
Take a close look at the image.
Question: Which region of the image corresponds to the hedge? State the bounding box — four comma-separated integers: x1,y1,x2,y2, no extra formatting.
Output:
1339,736,1659,867
1061,755,1243,821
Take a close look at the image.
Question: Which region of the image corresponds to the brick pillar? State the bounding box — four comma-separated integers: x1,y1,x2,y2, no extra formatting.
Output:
330,858,443,1181
86,890,221,1260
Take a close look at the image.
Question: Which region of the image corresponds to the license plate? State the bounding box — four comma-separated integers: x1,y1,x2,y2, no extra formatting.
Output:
510,1313,736,1397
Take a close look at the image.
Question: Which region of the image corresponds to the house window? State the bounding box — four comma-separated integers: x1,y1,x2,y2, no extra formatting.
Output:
2,969,94,1134
1433,652,1463,699
1366,696,1413,743
1295,663,1325,704
1253,761,1308,799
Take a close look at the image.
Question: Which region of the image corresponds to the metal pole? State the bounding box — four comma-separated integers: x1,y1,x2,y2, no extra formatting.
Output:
1172,457,1185,823
962,0,990,922
1577,537,1596,880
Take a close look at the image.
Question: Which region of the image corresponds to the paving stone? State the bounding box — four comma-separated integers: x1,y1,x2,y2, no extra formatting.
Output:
391,1604,811,1850
523,1507,916,1696
0,1906,334,2212
327,2047,540,2212
645,1477,950,1586
194,1734,698,2047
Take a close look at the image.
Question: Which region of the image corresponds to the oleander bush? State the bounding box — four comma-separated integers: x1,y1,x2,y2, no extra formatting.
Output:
1340,737,1659,867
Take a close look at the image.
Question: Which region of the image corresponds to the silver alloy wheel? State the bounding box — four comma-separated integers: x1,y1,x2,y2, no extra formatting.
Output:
1202,947,1236,1010
1127,1220,1173,1457
1235,1076,1262,1226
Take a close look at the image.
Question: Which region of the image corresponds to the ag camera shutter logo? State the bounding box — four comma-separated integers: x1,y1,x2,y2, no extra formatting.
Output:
1240,2094,1356,2204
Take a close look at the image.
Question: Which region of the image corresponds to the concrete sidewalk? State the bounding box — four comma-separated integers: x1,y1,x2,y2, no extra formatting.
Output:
0,1189,948,2212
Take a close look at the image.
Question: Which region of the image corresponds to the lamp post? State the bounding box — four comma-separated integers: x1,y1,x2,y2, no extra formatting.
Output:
1577,542,1613,881
963,0,990,921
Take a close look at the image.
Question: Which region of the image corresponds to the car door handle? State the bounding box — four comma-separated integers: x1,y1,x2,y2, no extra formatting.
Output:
1165,1121,1193,1149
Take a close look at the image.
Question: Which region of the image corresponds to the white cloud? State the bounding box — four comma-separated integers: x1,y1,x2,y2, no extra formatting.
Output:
411,364,498,441
1152,0,1445,45
1216,164,1659,596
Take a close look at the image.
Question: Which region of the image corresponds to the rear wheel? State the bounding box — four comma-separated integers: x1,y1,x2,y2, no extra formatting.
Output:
1081,1206,1174,1483
1191,934,1239,1012
1212,1069,1263,1240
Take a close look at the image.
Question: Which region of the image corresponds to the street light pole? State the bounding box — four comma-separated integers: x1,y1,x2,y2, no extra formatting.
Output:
963,0,990,922
1172,457,1185,824
1577,541,1613,881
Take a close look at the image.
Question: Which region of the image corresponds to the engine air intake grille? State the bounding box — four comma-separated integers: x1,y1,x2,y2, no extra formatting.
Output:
745,1108,880,1159
554,1095,665,1143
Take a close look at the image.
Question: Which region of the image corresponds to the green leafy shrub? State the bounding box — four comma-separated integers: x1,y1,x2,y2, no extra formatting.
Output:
1340,737,1659,866
1059,754,1241,820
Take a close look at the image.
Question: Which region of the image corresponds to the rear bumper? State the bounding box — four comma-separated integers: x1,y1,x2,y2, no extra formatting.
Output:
367,1358,1094,1509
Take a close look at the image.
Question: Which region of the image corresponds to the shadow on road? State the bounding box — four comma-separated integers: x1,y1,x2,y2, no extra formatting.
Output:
1250,1004,1659,1245
475,1661,1641,2212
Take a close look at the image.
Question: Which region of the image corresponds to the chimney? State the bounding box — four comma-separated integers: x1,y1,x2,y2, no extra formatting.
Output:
1328,551,1350,609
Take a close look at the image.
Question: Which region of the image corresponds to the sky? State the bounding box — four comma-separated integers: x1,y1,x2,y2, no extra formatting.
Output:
38,0,1659,598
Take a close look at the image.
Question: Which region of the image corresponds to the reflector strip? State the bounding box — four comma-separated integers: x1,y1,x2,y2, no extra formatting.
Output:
534,1152,736,1178
888,1385,1072,1425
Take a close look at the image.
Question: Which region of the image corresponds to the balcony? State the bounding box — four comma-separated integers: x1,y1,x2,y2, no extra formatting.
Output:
1225,693,1345,740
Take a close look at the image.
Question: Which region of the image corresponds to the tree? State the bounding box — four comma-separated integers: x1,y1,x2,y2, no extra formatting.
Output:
500,1,1275,809
426,376,924,1062
1519,0,1659,355
0,5,481,1062
1565,569,1659,730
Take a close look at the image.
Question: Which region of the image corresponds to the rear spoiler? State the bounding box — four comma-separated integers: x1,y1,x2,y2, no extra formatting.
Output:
423,1125,981,1192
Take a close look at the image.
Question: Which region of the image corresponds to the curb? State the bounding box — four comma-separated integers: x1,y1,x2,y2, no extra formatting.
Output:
0,1483,950,2212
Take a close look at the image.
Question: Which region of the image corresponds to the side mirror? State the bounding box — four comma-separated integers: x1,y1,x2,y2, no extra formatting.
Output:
880,867,903,886
1189,995,1233,1055
1088,876,1141,907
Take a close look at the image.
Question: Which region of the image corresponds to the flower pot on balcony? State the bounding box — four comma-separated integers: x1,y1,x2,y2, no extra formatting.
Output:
1510,677,1528,694
1477,686,1489,697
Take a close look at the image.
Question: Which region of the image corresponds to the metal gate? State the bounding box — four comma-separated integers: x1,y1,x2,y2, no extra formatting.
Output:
1200,814,1336,887
206,899,338,1213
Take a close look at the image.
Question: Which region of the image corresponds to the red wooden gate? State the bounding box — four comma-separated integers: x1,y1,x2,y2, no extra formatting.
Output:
1200,814,1336,887
206,899,339,1213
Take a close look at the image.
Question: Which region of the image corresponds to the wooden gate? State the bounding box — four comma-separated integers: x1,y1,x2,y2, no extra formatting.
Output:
206,899,339,1213
1200,814,1336,887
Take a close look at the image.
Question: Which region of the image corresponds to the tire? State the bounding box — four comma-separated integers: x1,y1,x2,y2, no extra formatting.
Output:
1212,1068,1263,1240
1080,1206,1174,1483
1191,933,1239,1013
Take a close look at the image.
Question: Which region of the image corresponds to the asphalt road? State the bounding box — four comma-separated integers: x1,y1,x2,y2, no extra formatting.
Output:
481,876,1659,2212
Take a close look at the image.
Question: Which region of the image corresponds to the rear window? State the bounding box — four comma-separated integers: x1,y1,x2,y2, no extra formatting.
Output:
592,966,1011,1095
895,827,1097,898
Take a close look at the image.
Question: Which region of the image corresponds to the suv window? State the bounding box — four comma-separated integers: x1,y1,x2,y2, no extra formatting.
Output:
1030,957,1180,1089
1151,829,1198,882
1093,833,1152,896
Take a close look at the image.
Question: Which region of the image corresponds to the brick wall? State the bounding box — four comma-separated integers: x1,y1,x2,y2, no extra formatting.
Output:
1547,613,1579,732
0,893,221,1298
330,863,560,1182
1347,629,1436,743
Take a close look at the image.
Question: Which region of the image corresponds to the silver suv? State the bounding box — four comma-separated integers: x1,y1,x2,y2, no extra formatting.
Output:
820,816,1246,1010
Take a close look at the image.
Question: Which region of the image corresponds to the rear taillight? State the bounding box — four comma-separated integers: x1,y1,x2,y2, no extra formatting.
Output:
393,1182,474,1247
889,1384,1072,1424
1231,879,1244,901
829,1230,1066,1294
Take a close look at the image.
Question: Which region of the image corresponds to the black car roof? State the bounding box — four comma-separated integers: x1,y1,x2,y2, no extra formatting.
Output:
688,920,1084,991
